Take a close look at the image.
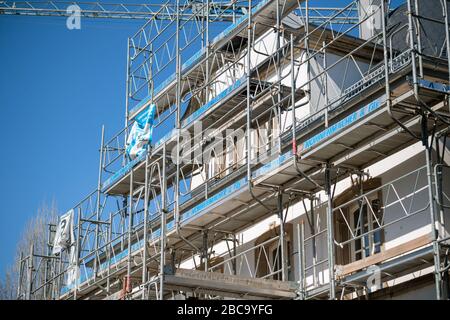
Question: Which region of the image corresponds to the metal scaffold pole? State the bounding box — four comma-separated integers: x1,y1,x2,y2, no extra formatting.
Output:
296,221,305,299
425,141,444,300
73,207,82,300
205,0,210,101
124,38,131,154
442,0,450,113
310,197,317,287
275,0,282,154
57,243,63,296
93,125,105,280
244,0,264,215
107,211,113,296
43,224,52,299
142,41,154,300
174,0,181,269
325,165,336,300
233,233,237,275
406,0,419,98
126,168,134,298
26,244,34,300
246,0,252,190
141,153,150,300
160,144,167,299
278,191,288,281
381,0,391,114
202,231,208,272
17,252,24,299
290,32,296,156
406,0,444,300
414,0,424,75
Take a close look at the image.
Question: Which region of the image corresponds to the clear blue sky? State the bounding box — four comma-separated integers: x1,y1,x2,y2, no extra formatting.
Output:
0,11,144,275
0,0,405,279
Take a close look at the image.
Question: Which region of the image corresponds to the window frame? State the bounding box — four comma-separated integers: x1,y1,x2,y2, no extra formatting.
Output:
348,194,384,262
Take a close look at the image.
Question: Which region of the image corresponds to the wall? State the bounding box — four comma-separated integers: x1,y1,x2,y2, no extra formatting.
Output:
212,141,450,298
358,0,382,41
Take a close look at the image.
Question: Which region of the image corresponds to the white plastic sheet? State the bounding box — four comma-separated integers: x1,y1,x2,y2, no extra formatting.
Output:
52,209,74,255
66,246,78,286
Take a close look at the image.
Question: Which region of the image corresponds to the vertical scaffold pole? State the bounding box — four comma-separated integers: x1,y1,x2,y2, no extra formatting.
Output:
43,223,52,299
160,144,167,300
94,125,105,280
150,42,154,102
290,33,296,156
278,191,287,281
381,0,391,114
57,249,62,298
124,38,131,167
296,221,305,299
276,0,282,154
425,144,444,300
26,244,34,300
325,166,336,300
202,231,208,272
310,196,317,287
323,41,328,127
205,0,210,102
442,0,450,113
107,212,112,295
174,0,180,243
406,0,419,98
304,0,311,121
17,252,24,299
233,233,237,275
413,0,424,77
246,0,253,193
142,153,150,300
173,0,182,299
48,224,56,299
73,207,82,300
142,41,154,300
126,168,134,298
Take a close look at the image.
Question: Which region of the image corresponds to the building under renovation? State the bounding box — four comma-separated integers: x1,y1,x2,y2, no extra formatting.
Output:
8,0,450,300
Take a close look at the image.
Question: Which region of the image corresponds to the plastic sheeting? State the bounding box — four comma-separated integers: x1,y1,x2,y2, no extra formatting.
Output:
126,103,157,160
387,0,450,59
52,209,74,255
66,246,78,286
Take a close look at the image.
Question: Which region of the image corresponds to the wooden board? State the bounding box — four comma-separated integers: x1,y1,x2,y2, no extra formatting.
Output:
336,233,433,278
164,268,298,299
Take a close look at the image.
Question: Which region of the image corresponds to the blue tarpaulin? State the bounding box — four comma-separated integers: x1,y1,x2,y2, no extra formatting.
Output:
126,104,156,160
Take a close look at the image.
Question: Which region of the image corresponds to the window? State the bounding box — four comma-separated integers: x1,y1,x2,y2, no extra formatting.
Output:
269,241,291,281
255,224,294,281
208,154,216,180
350,199,383,262
207,152,224,180
333,178,384,265
232,136,238,170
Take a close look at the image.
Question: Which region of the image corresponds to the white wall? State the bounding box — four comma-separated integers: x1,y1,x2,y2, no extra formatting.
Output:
358,0,382,41
379,152,432,249
204,141,450,298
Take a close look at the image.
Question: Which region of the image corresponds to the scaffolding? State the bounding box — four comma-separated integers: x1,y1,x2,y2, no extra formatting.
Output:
15,0,450,300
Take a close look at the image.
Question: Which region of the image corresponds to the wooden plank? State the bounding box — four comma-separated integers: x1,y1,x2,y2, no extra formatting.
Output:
164,268,298,298
336,233,433,278
165,275,296,299
172,268,297,291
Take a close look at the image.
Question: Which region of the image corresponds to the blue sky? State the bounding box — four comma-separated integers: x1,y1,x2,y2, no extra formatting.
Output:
0,13,144,275
0,0,405,279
